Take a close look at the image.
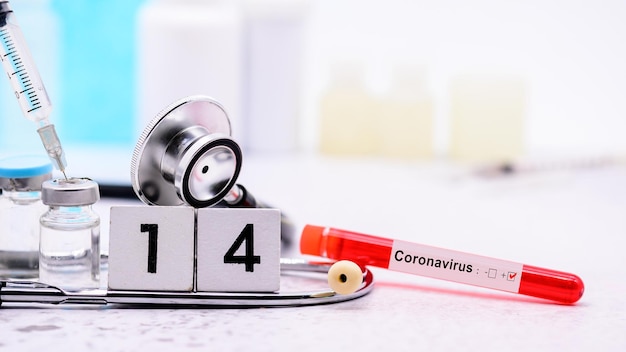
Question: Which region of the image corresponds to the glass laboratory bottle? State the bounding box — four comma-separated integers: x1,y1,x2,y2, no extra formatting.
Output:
0,155,52,279
136,0,243,144
39,178,100,290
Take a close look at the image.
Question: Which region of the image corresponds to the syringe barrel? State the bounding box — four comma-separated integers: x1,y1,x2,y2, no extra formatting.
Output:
0,1,53,125
1,1,66,174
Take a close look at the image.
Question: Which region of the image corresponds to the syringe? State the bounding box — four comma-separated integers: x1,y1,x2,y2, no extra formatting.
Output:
0,1,67,178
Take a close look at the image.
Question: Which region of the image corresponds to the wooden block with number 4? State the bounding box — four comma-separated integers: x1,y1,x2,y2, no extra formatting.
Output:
108,206,195,291
196,208,281,292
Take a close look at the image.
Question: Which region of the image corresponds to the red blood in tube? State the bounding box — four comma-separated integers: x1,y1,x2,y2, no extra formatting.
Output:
301,225,584,304
519,265,584,304
300,225,393,267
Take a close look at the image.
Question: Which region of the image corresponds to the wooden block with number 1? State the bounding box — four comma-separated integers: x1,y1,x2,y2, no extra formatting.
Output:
108,206,196,291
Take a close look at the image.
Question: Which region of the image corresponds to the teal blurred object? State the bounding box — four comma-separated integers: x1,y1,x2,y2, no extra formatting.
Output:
51,0,144,145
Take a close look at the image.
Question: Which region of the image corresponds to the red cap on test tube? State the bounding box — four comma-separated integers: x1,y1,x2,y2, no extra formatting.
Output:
301,225,584,304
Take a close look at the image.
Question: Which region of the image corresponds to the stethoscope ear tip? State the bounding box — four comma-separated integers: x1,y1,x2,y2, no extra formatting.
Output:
327,260,364,295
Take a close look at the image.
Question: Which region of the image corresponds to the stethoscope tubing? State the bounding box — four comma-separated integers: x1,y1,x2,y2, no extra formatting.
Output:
1,259,374,308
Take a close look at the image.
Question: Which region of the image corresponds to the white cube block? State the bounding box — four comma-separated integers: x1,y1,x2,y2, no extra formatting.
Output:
196,208,280,292
108,206,195,291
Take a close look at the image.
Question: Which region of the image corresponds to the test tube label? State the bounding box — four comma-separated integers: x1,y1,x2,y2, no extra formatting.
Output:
388,240,523,293
196,208,281,292
108,206,195,291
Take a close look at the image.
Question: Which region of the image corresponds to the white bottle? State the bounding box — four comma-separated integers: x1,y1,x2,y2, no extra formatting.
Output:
242,0,309,153
136,0,244,146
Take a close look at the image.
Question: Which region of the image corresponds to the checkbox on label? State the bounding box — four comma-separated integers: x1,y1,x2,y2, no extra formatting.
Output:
507,272,517,281
488,268,497,278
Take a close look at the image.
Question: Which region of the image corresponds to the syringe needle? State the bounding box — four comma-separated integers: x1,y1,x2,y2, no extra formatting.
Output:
58,160,68,180
37,124,68,176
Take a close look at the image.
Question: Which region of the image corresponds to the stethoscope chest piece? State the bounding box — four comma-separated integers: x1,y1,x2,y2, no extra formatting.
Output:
131,95,242,207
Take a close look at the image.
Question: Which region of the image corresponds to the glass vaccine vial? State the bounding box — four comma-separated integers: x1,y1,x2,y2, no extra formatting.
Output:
39,178,100,290
0,155,52,279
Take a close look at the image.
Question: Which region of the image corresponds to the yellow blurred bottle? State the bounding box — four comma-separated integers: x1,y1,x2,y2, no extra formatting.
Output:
319,64,434,158
378,67,434,159
449,74,526,163
319,65,379,155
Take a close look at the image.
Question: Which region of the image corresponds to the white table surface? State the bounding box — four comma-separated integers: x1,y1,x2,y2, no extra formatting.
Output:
2,153,625,351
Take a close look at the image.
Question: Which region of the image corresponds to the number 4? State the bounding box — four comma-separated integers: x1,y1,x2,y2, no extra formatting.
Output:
223,224,260,272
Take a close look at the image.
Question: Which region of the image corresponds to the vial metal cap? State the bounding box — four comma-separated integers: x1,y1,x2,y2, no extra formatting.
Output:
0,155,53,191
42,178,100,206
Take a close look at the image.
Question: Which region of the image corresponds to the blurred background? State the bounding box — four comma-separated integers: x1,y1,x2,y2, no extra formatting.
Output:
1,0,626,176
2,3,626,346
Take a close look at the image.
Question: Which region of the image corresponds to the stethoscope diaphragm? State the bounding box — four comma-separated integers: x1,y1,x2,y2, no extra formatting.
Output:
131,95,242,207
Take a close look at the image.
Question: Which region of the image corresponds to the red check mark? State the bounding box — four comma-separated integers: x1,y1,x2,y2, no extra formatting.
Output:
509,272,517,280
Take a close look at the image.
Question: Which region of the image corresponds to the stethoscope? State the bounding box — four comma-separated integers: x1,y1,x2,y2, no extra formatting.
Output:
130,95,296,247
0,95,374,309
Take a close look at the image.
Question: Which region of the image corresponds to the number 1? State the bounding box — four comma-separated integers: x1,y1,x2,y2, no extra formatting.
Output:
141,224,158,273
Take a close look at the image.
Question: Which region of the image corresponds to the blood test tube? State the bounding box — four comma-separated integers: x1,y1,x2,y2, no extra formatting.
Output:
300,225,584,304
